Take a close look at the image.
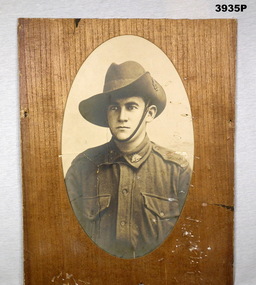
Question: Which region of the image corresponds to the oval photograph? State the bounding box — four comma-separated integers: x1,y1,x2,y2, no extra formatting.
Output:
62,35,194,259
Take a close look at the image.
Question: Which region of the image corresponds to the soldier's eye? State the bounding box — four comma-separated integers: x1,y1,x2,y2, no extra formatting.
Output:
109,105,118,111
127,105,138,111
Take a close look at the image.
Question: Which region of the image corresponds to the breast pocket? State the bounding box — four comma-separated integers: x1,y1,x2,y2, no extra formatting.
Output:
82,194,111,221
141,192,180,219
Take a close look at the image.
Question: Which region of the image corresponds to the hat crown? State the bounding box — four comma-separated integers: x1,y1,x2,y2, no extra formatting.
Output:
103,61,146,92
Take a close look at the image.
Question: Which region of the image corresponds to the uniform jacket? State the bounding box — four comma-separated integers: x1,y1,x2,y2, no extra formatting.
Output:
65,135,191,258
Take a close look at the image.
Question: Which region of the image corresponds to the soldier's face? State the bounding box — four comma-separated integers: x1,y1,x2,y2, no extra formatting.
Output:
107,96,147,141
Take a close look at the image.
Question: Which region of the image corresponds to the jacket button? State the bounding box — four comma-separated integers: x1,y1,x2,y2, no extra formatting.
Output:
120,221,126,226
122,189,128,195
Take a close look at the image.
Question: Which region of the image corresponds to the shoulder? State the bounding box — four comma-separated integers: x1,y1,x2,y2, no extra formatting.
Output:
71,142,110,167
151,143,189,168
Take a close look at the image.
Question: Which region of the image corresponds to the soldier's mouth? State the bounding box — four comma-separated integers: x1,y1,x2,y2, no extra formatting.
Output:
117,126,130,129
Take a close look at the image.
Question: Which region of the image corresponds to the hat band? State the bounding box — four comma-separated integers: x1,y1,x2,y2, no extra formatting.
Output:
104,76,145,93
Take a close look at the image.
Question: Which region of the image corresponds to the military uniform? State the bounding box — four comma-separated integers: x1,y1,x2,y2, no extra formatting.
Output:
65,135,191,258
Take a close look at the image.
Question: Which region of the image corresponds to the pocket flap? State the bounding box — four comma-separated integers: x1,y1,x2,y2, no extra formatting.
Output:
82,194,111,220
141,192,180,219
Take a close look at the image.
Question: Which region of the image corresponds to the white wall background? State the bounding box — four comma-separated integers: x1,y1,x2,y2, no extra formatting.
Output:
0,1,255,284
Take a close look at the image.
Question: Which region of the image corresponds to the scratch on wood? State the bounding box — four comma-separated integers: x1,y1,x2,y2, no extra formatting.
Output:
51,272,89,284
78,280,90,284
186,217,201,223
213,203,234,211
74,18,81,28
21,108,29,118
189,244,199,252
183,230,194,237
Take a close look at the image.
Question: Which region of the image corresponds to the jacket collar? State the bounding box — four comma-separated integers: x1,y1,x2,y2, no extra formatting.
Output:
97,134,152,169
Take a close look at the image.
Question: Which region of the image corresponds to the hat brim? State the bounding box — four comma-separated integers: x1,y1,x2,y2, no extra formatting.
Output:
79,72,166,127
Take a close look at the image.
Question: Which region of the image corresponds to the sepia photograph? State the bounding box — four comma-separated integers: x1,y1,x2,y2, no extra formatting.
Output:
62,35,194,258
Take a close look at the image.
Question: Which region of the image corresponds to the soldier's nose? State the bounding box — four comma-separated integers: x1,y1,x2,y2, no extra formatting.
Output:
118,108,128,121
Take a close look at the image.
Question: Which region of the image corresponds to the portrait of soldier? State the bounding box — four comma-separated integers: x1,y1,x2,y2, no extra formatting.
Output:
65,61,192,258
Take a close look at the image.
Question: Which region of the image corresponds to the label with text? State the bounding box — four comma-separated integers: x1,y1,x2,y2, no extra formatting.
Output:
215,4,247,12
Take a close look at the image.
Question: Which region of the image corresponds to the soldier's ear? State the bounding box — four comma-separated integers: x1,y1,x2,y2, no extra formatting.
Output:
146,105,157,123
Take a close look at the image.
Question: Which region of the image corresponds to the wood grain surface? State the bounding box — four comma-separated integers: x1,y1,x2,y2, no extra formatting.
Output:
19,19,236,285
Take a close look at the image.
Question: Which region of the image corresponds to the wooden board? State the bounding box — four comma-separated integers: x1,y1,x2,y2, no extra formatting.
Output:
19,19,236,285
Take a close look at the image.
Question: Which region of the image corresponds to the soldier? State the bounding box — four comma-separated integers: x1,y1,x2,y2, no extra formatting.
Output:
65,61,191,258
